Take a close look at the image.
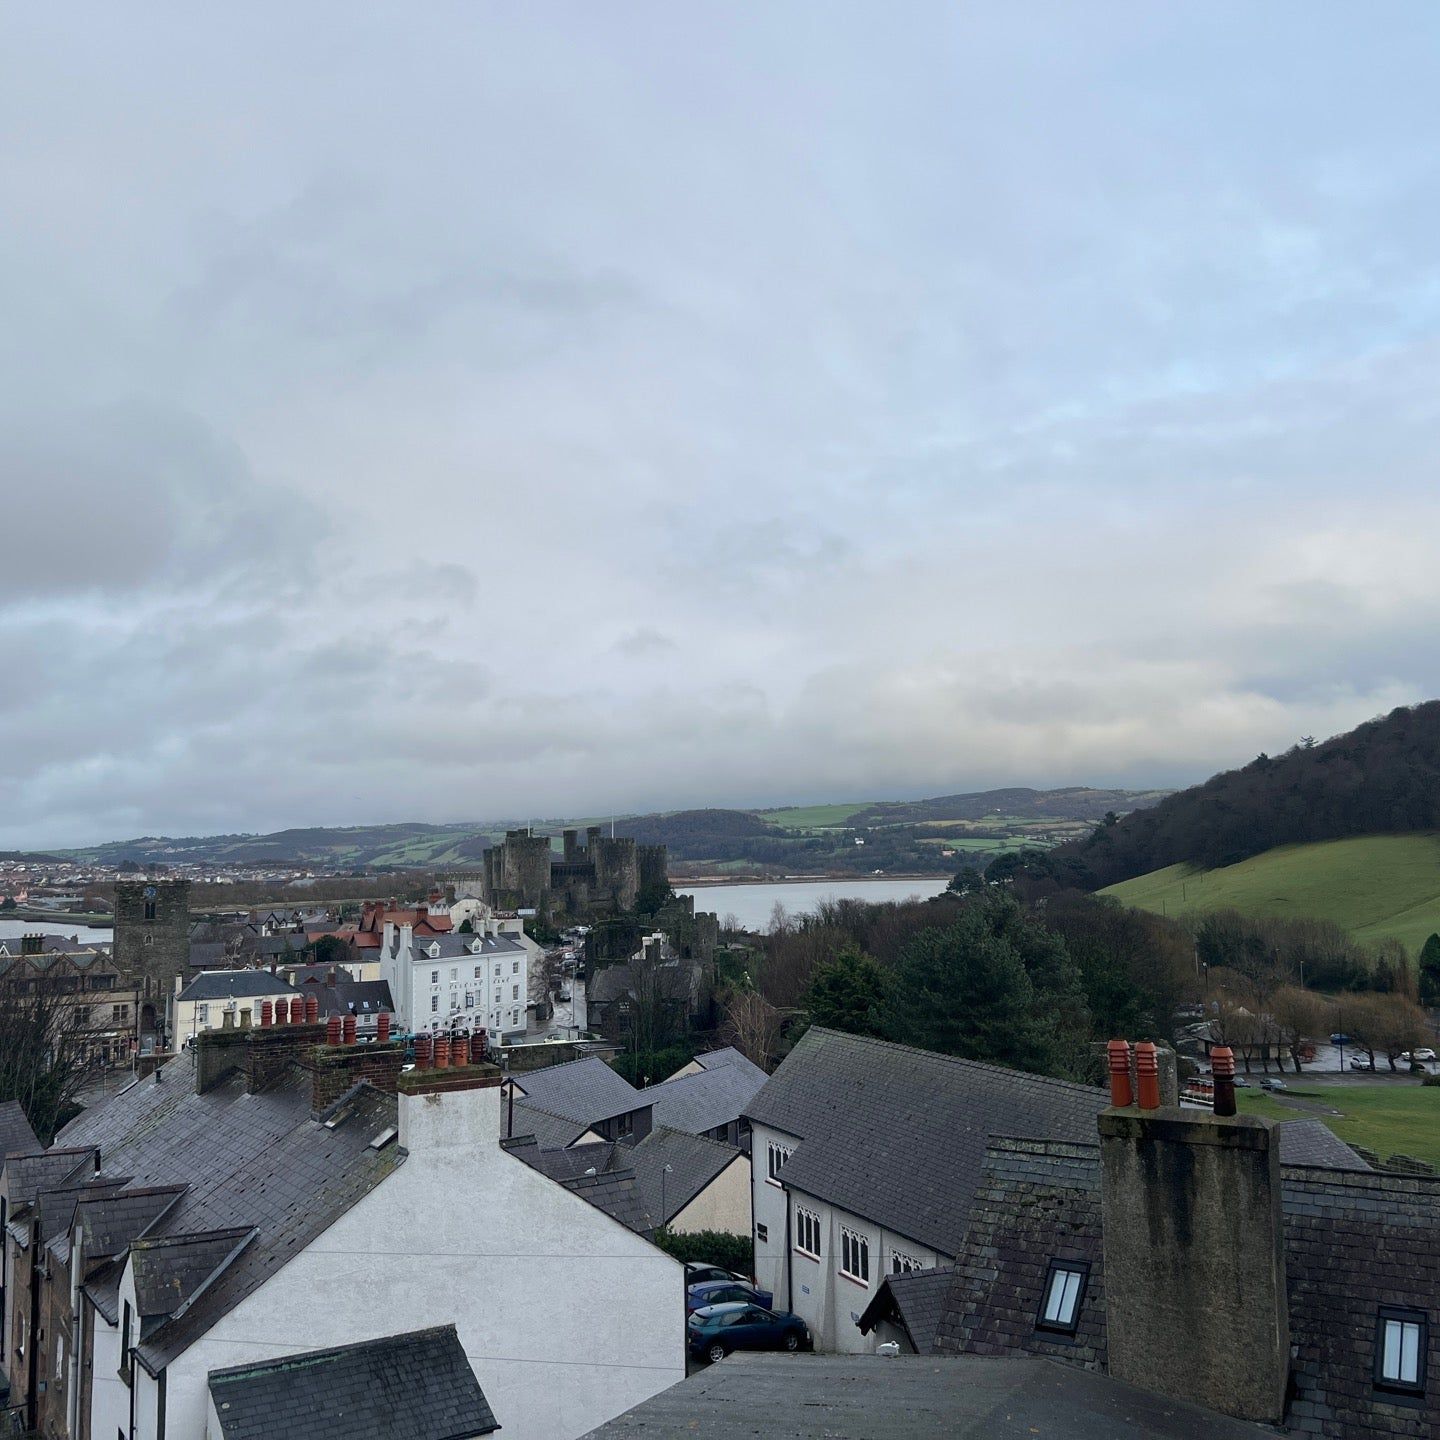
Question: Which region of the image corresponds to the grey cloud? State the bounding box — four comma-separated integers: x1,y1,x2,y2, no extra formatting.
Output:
613,627,676,658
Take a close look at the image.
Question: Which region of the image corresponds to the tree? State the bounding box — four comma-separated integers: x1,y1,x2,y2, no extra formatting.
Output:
0,971,89,1144
804,945,889,1037
1350,993,1431,1072
306,934,352,971
0,895,16,911
1270,985,1332,1074
947,865,983,896
1420,933,1440,1006
457,917,474,934
720,990,783,1072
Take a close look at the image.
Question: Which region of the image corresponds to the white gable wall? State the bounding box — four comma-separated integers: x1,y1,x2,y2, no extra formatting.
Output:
155,1083,684,1440
668,1153,751,1237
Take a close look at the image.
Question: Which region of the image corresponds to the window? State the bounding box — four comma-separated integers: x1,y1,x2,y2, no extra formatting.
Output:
431,971,439,984
430,995,439,1013
512,984,519,1001
494,966,501,979
840,1227,870,1283
512,960,520,974
755,1223,768,1243
74,1006,91,1025
766,1142,792,1185
794,1208,821,1258
1376,1307,1427,1395
143,932,153,945
450,967,457,981
112,1004,128,1023
143,901,156,921
617,1112,634,1139
1037,1260,1088,1335
891,1251,924,1275
474,966,482,979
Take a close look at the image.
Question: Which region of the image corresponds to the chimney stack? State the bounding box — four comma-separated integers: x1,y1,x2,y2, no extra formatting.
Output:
1098,1038,1289,1423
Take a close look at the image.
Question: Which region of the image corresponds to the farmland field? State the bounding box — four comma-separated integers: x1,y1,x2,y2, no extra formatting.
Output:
1102,833,1440,952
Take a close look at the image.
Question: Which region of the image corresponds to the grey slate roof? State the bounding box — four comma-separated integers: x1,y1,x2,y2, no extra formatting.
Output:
578,1353,1275,1439
643,1063,764,1136
176,971,300,1003
627,1127,741,1227
681,1046,768,1085
75,1185,186,1261
207,1324,499,1440
55,1050,404,1370
935,1135,1440,1440
303,980,395,1017
856,1265,954,1355
745,1028,1105,1257
4,1147,98,1210
1274,1117,1370,1169
0,1099,40,1158
511,1057,647,1125
131,1228,253,1323
501,1136,653,1236
504,1099,598,1150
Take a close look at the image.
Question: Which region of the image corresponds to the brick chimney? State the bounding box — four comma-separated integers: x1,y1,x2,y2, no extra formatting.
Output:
1098,1039,1289,1423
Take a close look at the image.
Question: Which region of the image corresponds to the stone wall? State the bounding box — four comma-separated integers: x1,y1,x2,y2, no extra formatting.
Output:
113,879,191,1045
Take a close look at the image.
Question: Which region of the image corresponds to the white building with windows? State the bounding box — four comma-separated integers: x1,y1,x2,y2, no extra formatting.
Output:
742,1028,1105,1353
379,920,530,1043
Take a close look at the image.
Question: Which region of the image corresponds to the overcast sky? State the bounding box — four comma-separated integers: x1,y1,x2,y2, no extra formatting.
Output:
5,5,1440,846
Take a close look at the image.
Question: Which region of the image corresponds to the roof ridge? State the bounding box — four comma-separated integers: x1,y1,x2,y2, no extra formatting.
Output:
803,1026,1103,1098
131,1225,254,1251
643,1124,741,1155
207,1324,461,1382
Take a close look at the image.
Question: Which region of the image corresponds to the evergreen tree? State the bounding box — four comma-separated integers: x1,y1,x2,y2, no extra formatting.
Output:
805,944,890,1036
1420,933,1440,1005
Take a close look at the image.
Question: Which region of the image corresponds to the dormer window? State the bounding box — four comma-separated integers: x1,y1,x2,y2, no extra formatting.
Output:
428,942,441,957
1037,1259,1088,1336
1375,1307,1427,1396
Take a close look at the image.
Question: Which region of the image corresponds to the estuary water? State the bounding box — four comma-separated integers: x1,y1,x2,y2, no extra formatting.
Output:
0,918,113,944
676,876,949,932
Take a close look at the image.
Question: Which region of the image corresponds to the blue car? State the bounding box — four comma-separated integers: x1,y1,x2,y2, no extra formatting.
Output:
686,1279,773,1314
687,1302,811,1364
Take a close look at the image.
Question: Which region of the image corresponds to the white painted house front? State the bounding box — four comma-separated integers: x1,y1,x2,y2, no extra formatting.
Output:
379,921,529,1042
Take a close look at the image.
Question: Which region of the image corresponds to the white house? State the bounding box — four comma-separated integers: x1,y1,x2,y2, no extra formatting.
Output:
379,921,529,1042
171,970,301,1043
744,1028,1104,1353
41,1028,686,1440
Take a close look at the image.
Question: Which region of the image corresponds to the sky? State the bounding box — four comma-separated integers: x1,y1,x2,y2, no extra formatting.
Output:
5,4,1440,847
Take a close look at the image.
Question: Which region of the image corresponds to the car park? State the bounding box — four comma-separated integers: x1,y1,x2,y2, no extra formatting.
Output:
687,1279,773,1314
686,1302,811,1364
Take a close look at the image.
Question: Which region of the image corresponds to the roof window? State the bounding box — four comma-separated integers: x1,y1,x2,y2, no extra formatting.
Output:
1375,1306,1427,1396
1036,1259,1088,1336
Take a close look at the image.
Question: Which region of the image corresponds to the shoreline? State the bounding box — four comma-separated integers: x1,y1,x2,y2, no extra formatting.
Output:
670,873,949,888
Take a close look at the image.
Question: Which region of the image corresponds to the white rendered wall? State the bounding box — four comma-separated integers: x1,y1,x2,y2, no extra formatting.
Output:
157,1083,685,1440
748,1121,797,1305
88,1308,126,1440
669,1154,751,1237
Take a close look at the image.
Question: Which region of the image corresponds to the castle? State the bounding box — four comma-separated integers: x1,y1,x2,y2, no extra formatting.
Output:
481,826,668,918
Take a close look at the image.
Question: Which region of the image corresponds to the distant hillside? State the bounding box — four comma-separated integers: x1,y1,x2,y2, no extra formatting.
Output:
851,786,1169,827
59,785,1169,876
1102,834,1440,954
1011,702,1440,893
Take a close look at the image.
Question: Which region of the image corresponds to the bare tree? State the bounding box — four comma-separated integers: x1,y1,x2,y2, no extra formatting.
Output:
720,990,783,1072
0,971,90,1145
1350,993,1431,1072
1270,986,1332,1075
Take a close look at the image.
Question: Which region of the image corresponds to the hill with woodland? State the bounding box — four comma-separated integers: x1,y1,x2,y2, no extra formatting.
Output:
60,787,1167,877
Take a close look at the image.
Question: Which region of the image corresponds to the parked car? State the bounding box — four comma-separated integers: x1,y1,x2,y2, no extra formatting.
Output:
1232,1076,1252,1088
1400,1048,1437,1063
1330,1033,1353,1046
687,1279,773,1314
685,1264,748,1287
686,1302,811,1364
1349,1056,1375,1071
1259,1077,1287,1092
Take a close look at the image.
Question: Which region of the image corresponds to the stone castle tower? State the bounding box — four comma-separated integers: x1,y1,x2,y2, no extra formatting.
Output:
113,878,191,1050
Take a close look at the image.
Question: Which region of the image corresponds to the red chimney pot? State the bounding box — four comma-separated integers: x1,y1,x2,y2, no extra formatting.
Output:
1107,1039,1133,1107
453,1035,470,1067
1136,1041,1161,1110
305,993,319,1024
415,1034,432,1069
275,998,290,1025
342,1013,357,1046
1212,1045,1237,1117
377,1011,391,1044
260,1000,273,1029
434,1036,451,1069
326,1015,342,1046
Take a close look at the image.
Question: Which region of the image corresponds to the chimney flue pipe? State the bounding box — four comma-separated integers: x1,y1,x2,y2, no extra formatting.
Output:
415,1034,432,1069
342,1013,356,1046
1135,1041,1161,1110
377,1011,391,1044
260,1000,273,1029
1107,1040,1133,1107
434,1036,451,1069
1212,1045,1237,1117
275,998,290,1025
305,993,319,1024
326,1015,342,1046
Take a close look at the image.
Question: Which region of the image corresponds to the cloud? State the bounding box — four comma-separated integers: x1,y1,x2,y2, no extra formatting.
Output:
3,4,1440,845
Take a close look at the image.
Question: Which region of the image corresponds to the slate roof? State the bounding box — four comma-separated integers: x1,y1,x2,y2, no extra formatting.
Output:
856,1265,954,1355
1274,1117,1370,1169
578,1353,1275,1439
504,1099,598,1150
935,1135,1440,1440
510,1057,647,1125
0,1099,40,1159
4,1147,98,1211
745,1028,1105,1257
131,1228,253,1324
54,1050,404,1371
303,980,394,1018
501,1136,652,1235
644,1063,764,1136
679,1046,768,1086
627,1127,741,1227
75,1185,186,1261
176,971,300,1003
207,1324,498,1440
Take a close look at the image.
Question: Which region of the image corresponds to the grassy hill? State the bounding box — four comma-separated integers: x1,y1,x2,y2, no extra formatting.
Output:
1101,833,1440,952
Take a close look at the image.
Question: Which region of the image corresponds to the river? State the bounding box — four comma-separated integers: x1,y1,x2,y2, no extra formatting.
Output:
675,876,950,931
0,918,113,944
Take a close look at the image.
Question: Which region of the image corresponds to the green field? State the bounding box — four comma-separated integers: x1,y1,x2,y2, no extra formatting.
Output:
1238,1084,1440,1169
756,804,868,830
1101,833,1440,952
